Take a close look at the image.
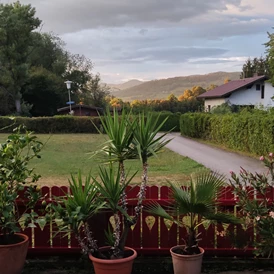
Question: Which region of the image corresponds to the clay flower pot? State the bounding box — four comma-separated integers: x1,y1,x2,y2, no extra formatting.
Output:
0,233,29,274
170,245,204,274
89,246,137,274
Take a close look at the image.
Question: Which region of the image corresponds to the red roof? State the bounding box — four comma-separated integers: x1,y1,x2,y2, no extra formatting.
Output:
197,75,266,99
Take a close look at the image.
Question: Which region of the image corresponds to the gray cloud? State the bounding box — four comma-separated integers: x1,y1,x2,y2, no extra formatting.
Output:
1,0,273,83
118,47,228,64
7,0,242,33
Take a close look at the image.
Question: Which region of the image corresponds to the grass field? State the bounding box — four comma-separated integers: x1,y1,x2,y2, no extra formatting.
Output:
0,133,207,186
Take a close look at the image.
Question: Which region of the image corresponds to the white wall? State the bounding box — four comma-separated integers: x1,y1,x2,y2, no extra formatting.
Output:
227,80,265,106
204,98,226,111
264,82,274,108
205,80,274,110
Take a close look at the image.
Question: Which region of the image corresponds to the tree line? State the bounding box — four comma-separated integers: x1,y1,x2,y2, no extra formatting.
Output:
0,1,109,117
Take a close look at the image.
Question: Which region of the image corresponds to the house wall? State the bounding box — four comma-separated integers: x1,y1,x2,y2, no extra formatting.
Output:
226,80,265,107
205,80,274,110
264,82,274,108
204,98,226,111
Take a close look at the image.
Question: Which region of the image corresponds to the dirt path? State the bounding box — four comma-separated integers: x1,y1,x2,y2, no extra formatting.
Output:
165,133,266,180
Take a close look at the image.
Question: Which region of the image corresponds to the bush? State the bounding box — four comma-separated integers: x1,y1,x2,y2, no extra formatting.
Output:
0,116,101,133
180,111,274,155
151,112,180,132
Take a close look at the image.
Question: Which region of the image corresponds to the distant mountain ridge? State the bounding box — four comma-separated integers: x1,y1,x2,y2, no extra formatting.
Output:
109,71,240,101
107,79,143,92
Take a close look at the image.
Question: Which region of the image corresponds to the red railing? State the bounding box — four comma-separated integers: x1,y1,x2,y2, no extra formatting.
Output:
17,185,273,257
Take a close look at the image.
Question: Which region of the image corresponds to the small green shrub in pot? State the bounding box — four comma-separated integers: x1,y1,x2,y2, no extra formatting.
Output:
0,126,45,274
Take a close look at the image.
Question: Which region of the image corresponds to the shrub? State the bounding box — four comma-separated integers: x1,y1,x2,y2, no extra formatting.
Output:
0,116,101,133
180,111,274,155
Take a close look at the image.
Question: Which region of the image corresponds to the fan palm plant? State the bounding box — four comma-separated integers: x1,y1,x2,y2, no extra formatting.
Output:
146,172,240,255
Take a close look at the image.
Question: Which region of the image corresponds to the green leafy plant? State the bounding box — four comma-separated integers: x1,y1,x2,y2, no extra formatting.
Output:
230,153,274,258
146,172,240,255
52,109,171,259
0,125,44,244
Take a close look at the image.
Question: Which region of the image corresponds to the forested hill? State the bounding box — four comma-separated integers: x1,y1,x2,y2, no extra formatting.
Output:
110,71,240,101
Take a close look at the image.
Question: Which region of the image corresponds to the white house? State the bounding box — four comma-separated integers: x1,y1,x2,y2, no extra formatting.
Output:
197,75,274,111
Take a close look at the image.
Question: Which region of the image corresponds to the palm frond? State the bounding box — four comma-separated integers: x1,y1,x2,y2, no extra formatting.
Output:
146,201,174,221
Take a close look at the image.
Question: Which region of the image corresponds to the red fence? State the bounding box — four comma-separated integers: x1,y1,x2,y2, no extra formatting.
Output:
18,185,271,257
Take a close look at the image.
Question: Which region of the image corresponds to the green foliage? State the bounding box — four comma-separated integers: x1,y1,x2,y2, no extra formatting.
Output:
0,116,101,133
51,110,171,259
0,1,41,114
0,126,44,243
180,113,211,138
151,112,180,132
180,110,274,155
211,103,232,114
146,172,240,255
230,154,274,258
133,112,171,163
265,29,274,85
240,56,268,79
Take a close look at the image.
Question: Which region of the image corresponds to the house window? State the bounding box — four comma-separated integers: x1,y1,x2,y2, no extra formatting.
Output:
256,84,260,91
261,85,265,99
208,105,211,112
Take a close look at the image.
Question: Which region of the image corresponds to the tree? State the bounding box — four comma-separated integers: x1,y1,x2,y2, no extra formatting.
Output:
23,67,65,116
265,30,274,85
206,84,218,91
0,1,41,114
240,56,268,79
81,74,110,108
224,78,231,84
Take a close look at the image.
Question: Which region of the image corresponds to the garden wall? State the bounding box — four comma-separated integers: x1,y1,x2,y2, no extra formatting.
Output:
180,112,274,155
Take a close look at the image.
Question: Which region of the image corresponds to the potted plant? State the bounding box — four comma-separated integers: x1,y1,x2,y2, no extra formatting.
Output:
51,109,171,274
146,172,241,274
230,153,274,258
0,126,44,274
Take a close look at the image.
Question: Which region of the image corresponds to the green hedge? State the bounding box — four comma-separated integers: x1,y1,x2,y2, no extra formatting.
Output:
0,112,180,134
0,116,101,133
180,112,274,155
152,112,180,132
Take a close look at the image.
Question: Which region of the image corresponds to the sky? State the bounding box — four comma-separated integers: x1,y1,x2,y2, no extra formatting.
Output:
2,0,274,83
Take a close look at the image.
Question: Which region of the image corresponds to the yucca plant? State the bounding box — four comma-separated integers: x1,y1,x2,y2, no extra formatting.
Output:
95,109,171,257
50,171,106,257
146,172,240,255
52,109,172,261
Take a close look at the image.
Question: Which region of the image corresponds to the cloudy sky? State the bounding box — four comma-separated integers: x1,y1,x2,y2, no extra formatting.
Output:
2,0,274,83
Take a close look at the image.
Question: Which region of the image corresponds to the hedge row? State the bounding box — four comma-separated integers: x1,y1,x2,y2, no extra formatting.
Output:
152,112,180,132
0,116,101,133
0,112,180,134
180,112,274,155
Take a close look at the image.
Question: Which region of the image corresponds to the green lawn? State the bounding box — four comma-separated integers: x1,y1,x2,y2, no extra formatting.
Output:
0,133,206,186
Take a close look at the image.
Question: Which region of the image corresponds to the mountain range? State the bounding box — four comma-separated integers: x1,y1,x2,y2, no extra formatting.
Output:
107,71,240,101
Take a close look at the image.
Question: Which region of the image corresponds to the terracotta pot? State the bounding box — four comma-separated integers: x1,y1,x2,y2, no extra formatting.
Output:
170,245,204,274
89,246,137,274
0,233,29,274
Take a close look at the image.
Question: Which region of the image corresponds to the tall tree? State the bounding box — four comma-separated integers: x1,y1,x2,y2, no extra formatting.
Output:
81,74,110,108
265,30,274,85
0,1,41,114
240,56,268,79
